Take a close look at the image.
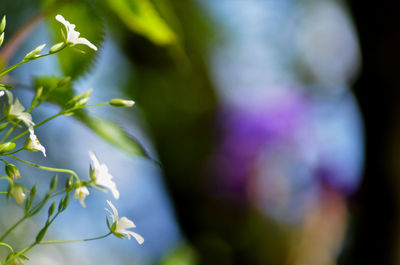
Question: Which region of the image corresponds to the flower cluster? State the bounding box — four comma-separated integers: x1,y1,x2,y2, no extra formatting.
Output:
0,14,143,265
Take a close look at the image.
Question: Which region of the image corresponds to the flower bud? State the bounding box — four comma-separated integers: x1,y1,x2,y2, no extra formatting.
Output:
50,42,66,53
50,175,58,191
0,16,6,33
30,184,37,201
65,89,92,111
62,194,70,211
31,86,43,107
78,89,92,106
0,142,15,154
9,184,26,205
6,164,21,180
65,175,74,192
24,44,46,60
109,99,135,107
48,201,56,216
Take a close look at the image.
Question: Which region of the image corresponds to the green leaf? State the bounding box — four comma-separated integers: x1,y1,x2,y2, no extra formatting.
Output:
43,1,104,79
107,0,177,45
76,112,150,157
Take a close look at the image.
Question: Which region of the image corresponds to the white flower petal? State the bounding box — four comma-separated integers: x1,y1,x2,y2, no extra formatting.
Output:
89,151,101,170
74,186,89,207
27,128,46,157
75,37,97,51
7,93,35,127
55,14,68,27
10,98,26,115
19,113,34,127
97,177,119,199
124,231,144,244
90,152,119,199
118,217,136,230
106,200,119,221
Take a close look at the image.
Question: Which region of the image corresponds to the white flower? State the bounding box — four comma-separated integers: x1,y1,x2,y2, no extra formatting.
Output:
89,151,119,199
24,127,46,157
6,91,34,127
105,200,144,244
55,14,97,51
0,90,5,97
74,186,90,207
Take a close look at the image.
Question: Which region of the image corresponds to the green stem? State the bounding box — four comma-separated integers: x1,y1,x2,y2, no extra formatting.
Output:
7,102,110,143
62,102,110,114
0,186,65,242
0,122,20,144
0,106,35,144
39,232,112,244
0,51,62,78
0,242,14,253
0,217,26,242
7,155,80,181
0,192,7,194
0,62,25,78
5,148,24,155
6,242,36,264
82,102,110,108
9,112,62,142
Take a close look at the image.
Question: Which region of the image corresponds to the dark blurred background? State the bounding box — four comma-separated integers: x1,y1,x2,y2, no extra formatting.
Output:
0,0,400,265
343,1,400,265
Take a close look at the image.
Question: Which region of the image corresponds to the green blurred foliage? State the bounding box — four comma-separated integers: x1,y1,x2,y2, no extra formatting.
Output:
106,0,177,45
160,244,199,265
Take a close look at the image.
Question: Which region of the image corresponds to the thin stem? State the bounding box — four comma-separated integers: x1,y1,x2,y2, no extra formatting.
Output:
0,61,25,78
0,12,45,63
0,105,35,144
0,192,7,194
6,242,36,264
0,217,26,241
0,187,65,242
82,103,110,108
9,112,62,142
0,123,20,144
49,189,66,199
0,0,73,63
5,148,24,155
7,155,80,181
0,242,14,253
39,232,112,244
0,52,58,78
